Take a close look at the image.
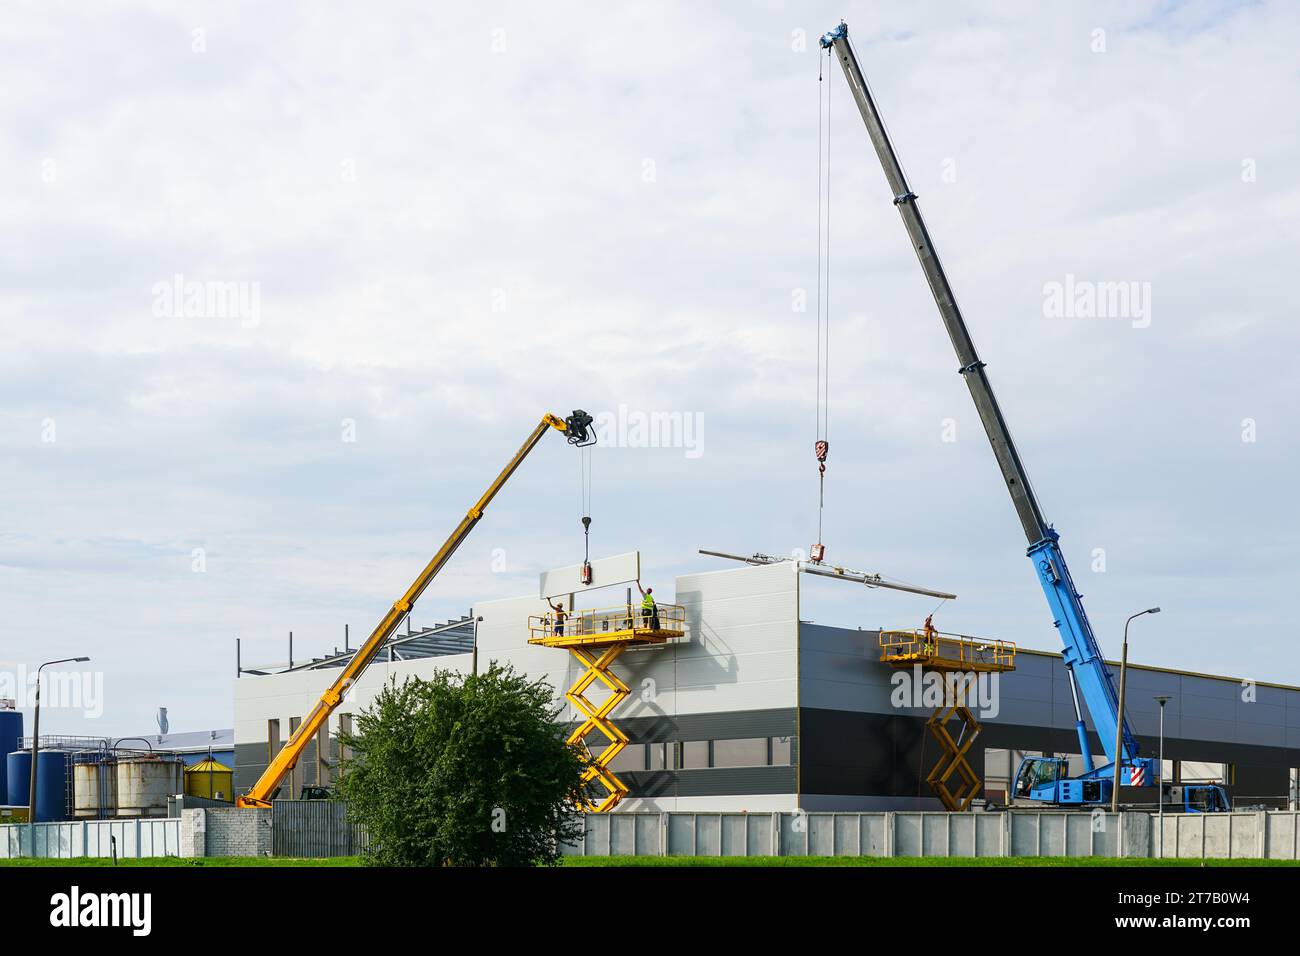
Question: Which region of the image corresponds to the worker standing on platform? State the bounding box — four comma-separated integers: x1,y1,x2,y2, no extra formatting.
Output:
636,581,660,630
548,598,567,637
923,614,938,656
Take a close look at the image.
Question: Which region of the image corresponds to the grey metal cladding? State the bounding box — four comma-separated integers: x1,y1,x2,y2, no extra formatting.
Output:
234,742,268,791
621,766,796,798
799,707,1300,799
573,707,797,743
801,616,1300,751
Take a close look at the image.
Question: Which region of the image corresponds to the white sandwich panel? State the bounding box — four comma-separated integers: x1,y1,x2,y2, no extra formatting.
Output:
610,562,800,718
539,551,640,598
473,592,575,716
232,652,475,746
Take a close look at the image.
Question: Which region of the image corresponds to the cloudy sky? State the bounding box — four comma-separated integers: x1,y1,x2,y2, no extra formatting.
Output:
2,1,1296,737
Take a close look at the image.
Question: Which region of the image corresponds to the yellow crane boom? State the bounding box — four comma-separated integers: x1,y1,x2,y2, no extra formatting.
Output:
236,409,595,809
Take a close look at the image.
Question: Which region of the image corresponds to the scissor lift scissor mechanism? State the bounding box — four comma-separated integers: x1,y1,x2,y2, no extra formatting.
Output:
879,626,1017,811
529,603,686,812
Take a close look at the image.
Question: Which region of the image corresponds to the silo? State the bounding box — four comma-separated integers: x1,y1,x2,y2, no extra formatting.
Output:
6,750,70,822
184,756,234,801
115,756,184,817
73,756,118,819
0,706,21,802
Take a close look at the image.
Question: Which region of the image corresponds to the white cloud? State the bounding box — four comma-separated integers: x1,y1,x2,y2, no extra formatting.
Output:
1,1,1297,734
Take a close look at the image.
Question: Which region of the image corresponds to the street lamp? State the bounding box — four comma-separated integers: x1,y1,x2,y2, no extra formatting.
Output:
1110,608,1160,812
1154,695,1171,858
28,657,91,839
472,616,484,676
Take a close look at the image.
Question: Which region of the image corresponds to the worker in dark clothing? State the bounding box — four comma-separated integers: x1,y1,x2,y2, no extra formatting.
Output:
635,581,659,630
548,598,567,637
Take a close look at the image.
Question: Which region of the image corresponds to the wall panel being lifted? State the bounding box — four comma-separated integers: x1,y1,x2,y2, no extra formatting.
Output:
539,551,640,598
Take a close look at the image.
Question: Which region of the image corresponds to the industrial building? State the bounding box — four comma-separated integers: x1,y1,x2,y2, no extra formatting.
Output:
0,700,237,823
233,558,1300,813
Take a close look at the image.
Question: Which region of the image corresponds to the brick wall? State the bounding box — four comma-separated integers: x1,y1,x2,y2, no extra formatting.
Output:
181,807,272,858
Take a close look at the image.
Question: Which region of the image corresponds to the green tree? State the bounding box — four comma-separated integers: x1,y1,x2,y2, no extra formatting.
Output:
338,663,585,866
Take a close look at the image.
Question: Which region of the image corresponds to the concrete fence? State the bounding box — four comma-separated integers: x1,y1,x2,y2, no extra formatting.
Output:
5,808,1298,861
565,810,1300,861
1156,809,1300,860
0,818,182,860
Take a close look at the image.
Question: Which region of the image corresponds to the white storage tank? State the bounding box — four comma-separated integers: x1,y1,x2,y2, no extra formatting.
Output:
73,758,118,819
115,756,183,817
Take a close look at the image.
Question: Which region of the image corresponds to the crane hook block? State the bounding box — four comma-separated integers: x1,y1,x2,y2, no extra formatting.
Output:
582,516,592,532
565,410,596,447
811,543,826,562
580,560,593,585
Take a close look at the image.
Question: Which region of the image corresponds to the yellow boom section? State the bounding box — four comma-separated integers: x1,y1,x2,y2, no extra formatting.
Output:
236,410,588,808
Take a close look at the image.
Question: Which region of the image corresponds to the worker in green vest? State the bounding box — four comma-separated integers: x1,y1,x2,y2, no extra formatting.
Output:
636,580,660,630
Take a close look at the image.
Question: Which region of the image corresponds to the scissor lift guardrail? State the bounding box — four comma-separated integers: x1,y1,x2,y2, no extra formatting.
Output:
529,603,685,812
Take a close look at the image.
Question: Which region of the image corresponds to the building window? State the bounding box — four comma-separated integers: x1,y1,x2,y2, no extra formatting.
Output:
266,719,280,764
608,744,646,773
338,713,354,765
648,742,669,770
712,737,769,768
682,740,709,769
657,737,796,769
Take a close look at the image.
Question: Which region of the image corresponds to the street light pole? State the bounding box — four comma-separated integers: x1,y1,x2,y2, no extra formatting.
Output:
472,616,484,676
27,657,90,849
1154,695,1171,858
1110,608,1160,813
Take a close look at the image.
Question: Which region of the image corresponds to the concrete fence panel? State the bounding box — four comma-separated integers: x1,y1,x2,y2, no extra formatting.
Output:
0,819,181,859
565,809,1300,860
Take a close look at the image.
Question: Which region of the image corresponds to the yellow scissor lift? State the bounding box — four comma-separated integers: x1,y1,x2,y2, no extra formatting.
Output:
878,624,1016,811
528,602,686,812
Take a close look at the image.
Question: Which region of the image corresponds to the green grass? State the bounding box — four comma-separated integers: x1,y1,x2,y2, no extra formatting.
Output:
0,856,364,867
3,854,1295,868
560,855,1300,867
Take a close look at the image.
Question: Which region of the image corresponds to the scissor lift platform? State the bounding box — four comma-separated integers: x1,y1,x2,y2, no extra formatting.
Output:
879,628,1016,674
879,626,1016,812
529,603,685,812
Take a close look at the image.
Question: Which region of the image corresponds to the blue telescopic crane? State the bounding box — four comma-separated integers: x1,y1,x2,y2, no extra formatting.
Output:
819,21,1158,807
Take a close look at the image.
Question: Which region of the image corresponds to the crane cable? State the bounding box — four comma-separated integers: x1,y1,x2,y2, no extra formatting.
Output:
579,444,593,573
814,46,833,556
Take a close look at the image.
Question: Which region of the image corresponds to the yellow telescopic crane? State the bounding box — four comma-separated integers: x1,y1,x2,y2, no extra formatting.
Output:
236,409,596,808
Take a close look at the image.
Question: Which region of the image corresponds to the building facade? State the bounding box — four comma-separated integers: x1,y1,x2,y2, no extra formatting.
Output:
233,561,1300,811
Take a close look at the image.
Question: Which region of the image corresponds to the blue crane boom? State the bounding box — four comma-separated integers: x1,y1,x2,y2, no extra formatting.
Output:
819,21,1156,803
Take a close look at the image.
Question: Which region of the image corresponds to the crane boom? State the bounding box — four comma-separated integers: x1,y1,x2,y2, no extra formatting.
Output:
236,409,595,808
820,22,1150,786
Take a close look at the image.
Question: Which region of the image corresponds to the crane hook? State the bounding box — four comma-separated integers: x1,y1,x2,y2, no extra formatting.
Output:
580,515,593,584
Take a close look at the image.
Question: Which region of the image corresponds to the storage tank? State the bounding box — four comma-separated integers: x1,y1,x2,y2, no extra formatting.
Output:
0,704,21,802
115,756,184,817
6,750,70,822
73,757,118,819
184,756,234,802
